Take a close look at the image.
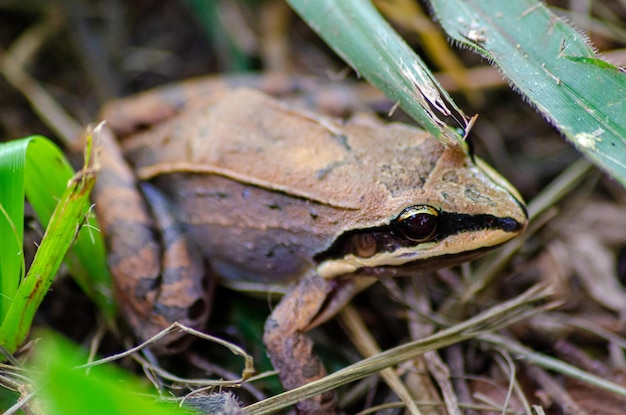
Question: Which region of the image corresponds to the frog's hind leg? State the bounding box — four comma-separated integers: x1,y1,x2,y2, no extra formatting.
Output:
94,125,211,352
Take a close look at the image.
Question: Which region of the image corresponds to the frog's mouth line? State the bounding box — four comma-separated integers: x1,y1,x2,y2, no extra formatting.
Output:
353,245,499,277
316,211,526,264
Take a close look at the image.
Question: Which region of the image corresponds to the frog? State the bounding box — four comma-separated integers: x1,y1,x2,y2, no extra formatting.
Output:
92,74,527,414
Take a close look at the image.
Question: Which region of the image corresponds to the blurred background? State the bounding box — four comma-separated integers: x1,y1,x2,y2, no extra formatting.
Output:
2,1,626,413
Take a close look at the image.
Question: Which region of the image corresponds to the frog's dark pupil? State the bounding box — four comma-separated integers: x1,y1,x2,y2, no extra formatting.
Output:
395,208,438,242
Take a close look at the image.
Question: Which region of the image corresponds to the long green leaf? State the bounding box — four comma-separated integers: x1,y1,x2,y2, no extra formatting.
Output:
429,0,626,186
0,140,28,317
286,0,468,146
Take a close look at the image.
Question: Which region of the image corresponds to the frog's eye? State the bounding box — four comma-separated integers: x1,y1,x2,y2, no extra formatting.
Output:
394,205,439,242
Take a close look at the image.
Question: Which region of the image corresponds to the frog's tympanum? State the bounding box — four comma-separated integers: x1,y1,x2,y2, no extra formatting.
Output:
94,78,527,414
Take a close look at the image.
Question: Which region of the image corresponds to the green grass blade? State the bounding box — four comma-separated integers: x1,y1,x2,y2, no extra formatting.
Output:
429,0,626,186
287,0,468,146
24,137,114,324
182,0,251,71
33,332,190,415
0,130,113,353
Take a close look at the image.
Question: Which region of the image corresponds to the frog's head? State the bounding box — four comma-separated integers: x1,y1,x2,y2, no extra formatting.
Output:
316,143,527,278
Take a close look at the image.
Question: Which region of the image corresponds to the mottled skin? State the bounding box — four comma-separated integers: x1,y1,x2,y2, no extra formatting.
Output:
92,75,527,414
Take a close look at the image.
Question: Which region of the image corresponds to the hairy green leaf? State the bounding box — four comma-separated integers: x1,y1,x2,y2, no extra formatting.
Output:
429,0,626,186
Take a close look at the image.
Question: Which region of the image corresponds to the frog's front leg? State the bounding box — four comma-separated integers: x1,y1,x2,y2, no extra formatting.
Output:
263,273,341,414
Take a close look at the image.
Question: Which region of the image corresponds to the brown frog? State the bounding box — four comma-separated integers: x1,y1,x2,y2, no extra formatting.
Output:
93,75,527,414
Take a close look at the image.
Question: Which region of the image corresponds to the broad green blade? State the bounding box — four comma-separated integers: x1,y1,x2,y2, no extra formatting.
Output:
287,0,468,146
0,140,28,317
429,0,626,186
33,333,190,415
0,131,113,353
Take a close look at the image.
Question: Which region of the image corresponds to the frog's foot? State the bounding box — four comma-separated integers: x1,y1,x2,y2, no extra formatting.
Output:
263,273,340,415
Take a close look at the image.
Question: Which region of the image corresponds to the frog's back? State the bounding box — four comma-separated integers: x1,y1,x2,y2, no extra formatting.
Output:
123,88,444,223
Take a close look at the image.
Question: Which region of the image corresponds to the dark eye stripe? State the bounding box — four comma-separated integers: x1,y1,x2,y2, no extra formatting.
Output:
437,212,524,236
315,212,524,262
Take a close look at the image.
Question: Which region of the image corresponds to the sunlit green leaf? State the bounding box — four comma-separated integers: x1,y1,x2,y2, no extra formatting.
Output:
33,333,190,415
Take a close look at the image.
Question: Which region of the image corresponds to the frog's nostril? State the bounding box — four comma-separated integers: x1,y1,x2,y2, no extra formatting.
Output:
188,298,208,320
